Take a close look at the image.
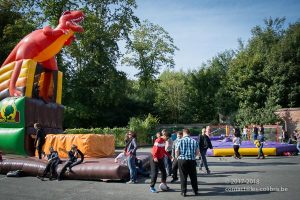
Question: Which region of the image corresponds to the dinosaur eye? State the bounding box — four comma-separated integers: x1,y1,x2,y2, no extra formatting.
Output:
62,11,71,15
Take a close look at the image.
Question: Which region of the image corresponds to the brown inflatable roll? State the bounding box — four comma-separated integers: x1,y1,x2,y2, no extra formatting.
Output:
0,157,129,180
0,152,151,181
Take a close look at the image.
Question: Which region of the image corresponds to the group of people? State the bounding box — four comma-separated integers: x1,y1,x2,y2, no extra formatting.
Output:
119,127,212,196
148,127,212,197
36,144,84,181
232,125,266,159
32,122,300,196
33,123,84,181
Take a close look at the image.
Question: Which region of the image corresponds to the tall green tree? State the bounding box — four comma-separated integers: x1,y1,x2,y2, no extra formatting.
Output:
0,1,35,64
227,18,287,125
122,20,178,115
122,20,179,86
154,70,188,123
185,51,235,124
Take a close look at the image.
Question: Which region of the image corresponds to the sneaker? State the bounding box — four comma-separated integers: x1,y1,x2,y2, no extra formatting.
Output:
37,176,45,181
150,187,158,193
206,169,211,175
170,178,178,183
126,180,135,184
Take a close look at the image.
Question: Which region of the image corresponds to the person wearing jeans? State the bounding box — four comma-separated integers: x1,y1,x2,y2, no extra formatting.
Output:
170,131,183,182
125,131,138,184
58,144,84,181
162,130,173,176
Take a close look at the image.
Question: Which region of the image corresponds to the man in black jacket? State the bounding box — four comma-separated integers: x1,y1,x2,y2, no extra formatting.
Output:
199,128,213,174
34,123,45,159
57,144,84,181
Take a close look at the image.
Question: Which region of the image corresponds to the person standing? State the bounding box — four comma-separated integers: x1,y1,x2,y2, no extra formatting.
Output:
259,124,265,135
57,144,84,181
242,126,248,140
176,128,200,197
34,123,45,159
170,131,183,183
257,131,265,159
125,131,138,184
232,128,242,159
253,124,258,140
199,128,213,174
171,129,177,141
163,129,173,176
149,132,171,193
294,130,300,154
37,147,61,180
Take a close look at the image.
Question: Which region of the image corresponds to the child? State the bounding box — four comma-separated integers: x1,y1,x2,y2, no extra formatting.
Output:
257,131,265,159
232,128,242,159
114,152,127,165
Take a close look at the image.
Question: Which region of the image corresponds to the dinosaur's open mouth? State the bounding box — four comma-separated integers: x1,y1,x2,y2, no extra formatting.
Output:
70,16,84,26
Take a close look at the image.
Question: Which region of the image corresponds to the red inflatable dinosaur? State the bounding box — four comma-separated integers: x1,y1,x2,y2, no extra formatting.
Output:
1,10,84,101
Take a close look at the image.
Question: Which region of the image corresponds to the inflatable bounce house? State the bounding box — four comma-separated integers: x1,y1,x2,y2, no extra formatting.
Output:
193,125,298,157
0,10,150,180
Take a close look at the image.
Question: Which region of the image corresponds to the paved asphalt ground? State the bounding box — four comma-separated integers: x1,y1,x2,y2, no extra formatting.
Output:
1,147,300,200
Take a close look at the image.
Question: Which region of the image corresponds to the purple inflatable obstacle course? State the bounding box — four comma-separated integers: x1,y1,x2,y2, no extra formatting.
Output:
191,136,298,156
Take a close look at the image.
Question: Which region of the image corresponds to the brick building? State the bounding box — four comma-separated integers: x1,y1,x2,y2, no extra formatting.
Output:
275,108,300,135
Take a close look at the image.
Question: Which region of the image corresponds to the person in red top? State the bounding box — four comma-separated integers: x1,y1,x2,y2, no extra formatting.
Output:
149,132,172,193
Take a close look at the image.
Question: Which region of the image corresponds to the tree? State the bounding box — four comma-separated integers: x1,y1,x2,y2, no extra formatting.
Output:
154,70,188,123
185,51,235,124
122,20,179,86
226,17,286,125
0,1,35,64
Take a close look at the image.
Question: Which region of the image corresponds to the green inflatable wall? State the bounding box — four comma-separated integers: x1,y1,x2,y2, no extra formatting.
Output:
0,97,26,155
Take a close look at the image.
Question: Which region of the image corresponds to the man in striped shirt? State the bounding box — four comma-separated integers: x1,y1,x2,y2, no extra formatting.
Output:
176,128,200,197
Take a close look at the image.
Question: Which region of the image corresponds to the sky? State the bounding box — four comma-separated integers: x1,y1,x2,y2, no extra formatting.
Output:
117,0,300,79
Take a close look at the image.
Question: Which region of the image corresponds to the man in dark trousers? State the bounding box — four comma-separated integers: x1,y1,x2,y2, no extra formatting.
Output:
149,132,172,193
199,128,213,174
176,128,200,197
34,123,45,159
57,144,84,181
170,131,183,183
37,147,61,180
